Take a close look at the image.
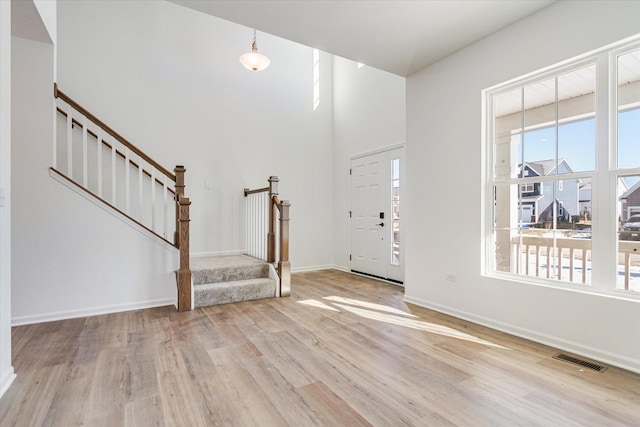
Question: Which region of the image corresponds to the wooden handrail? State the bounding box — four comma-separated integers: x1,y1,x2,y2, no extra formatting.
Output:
54,84,175,181
244,186,269,196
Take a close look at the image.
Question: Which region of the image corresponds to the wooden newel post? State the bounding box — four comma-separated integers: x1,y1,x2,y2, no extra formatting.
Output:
174,165,191,312
177,196,191,311
278,200,291,297
267,176,279,263
174,165,186,246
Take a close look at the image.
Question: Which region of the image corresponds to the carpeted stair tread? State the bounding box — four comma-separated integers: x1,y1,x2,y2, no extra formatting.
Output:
194,277,277,308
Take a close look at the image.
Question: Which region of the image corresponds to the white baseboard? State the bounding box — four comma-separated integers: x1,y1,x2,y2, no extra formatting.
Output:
0,367,16,398
291,264,338,273
347,270,404,286
11,298,175,326
403,295,640,374
190,249,246,258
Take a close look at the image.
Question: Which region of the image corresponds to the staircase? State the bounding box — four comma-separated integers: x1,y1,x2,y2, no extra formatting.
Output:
192,255,278,307
53,84,192,310
53,84,291,311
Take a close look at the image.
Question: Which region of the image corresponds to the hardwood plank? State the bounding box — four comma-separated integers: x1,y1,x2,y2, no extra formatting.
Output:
41,371,93,427
236,353,323,425
2,270,639,426
123,332,160,402
157,372,209,427
206,346,289,426
296,381,372,427
0,364,65,426
259,329,419,425
124,395,166,427
82,349,128,426
243,330,317,389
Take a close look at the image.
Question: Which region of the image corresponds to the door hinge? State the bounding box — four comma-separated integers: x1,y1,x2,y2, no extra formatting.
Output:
349,168,352,175
349,211,352,218
349,254,352,261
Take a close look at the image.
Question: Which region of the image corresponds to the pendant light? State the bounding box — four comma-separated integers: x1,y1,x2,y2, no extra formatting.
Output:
239,29,270,72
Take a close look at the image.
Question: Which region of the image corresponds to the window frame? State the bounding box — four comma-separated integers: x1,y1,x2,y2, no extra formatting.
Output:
482,35,640,300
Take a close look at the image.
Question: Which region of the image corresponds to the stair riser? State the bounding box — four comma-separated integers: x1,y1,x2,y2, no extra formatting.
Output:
194,279,277,308
192,264,269,286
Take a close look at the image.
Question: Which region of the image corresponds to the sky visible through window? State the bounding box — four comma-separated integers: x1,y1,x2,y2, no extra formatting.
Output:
522,108,639,187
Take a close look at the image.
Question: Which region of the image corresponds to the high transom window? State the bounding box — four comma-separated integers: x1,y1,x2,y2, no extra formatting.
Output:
484,37,640,296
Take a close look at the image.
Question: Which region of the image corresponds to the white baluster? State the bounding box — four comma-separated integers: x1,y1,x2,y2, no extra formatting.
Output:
263,193,268,260
66,112,73,178
97,131,103,198
250,195,254,257
263,193,267,259
151,169,156,232
163,177,169,239
257,193,261,259
258,194,262,258
52,102,57,169
252,196,260,257
82,119,88,188
125,148,131,213
245,194,249,255
138,157,143,220
111,142,117,205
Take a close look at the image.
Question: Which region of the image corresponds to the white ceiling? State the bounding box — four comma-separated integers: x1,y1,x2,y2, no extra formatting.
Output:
168,0,556,76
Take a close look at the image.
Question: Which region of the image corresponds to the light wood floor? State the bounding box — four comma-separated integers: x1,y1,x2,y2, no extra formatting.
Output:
1,270,639,426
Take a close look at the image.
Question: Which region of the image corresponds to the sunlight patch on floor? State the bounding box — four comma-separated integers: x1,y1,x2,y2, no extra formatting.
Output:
332,302,507,349
298,299,340,312
297,295,507,349
324,295,417,318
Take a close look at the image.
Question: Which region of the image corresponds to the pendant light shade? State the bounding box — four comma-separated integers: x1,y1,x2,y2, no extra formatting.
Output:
239,29,270,71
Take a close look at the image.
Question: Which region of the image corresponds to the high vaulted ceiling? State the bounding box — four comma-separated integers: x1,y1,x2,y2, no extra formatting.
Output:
168,0,556,76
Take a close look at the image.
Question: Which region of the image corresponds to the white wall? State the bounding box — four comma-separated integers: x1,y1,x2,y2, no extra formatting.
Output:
33,0,56,81
32,0,56,45
332,56,406,270
0,0,15,398
11,35,176,325
405,0,640,372
57,0,335,269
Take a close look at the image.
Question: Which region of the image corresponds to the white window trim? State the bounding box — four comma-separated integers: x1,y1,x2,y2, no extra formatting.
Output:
481,34,640,301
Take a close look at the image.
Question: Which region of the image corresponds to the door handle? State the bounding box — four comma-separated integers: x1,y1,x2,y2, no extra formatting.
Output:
376,222,384,227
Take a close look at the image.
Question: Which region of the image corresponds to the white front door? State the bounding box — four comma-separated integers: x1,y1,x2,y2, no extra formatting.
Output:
350,148,404,282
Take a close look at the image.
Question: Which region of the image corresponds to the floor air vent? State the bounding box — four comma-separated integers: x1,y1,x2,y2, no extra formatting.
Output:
553,353,607,372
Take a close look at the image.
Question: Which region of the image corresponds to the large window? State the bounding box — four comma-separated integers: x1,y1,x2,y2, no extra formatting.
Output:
485,38,640,296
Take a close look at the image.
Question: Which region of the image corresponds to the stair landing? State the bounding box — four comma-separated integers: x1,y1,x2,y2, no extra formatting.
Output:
191,255,277,308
